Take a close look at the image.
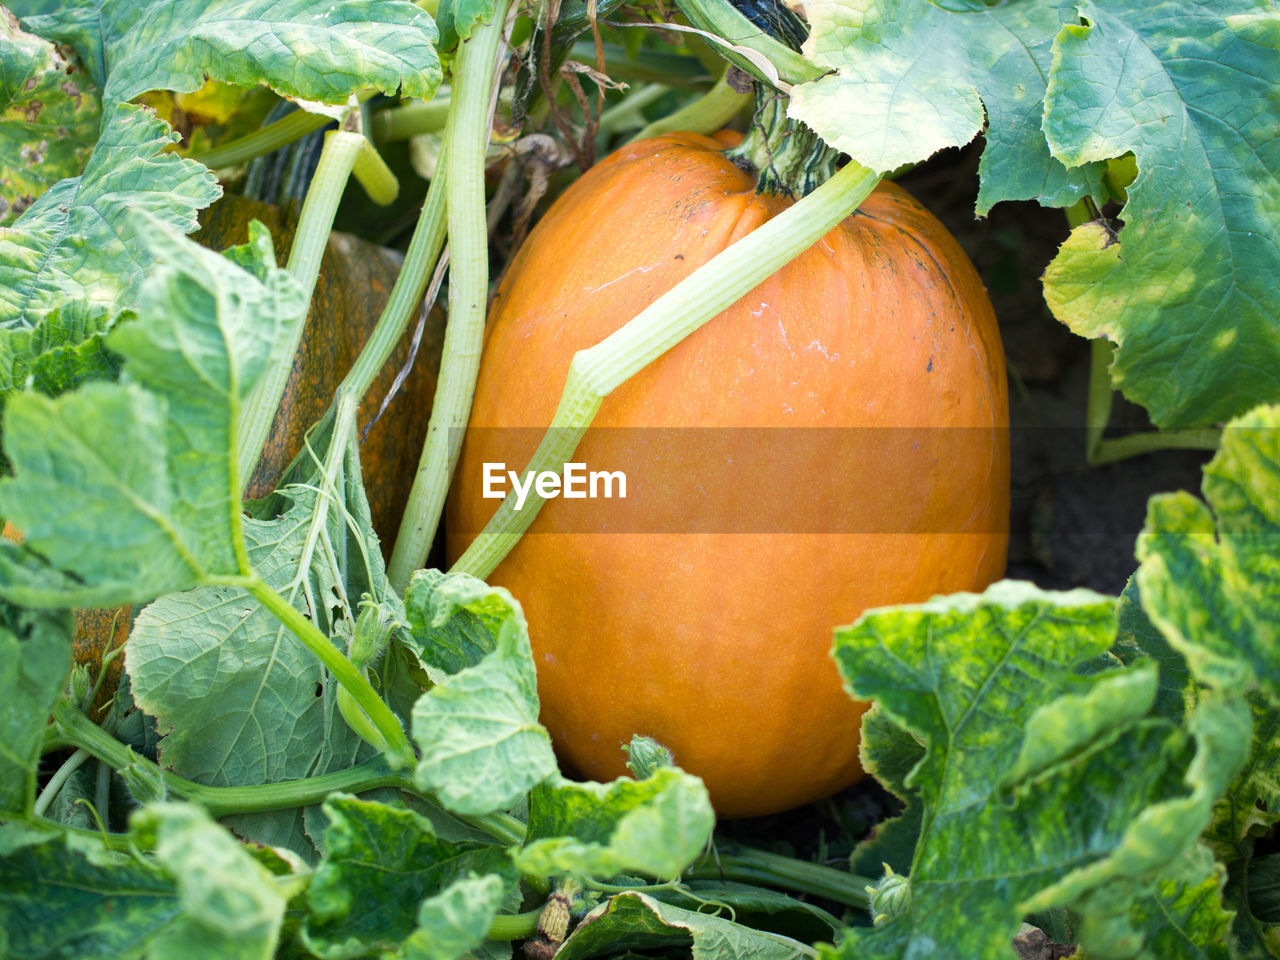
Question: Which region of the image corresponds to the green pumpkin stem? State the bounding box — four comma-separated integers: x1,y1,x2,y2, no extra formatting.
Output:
725,83,839,199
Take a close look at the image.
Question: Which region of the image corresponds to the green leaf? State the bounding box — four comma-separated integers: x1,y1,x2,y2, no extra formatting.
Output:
827,581,1248,960
0,601,73,815
0,7,101,225
130,802,288,959
403,567,505,677
301,794,511,958
409,571,557,816
1099,848,1234,960
0,103,220,405
1245,852,1280,923
126,477,386,856
1041,2,1280,428
556,891,812,960
1022,698,1248,955
400,873,508,960
0,806,287,960
788,0,1106,210
1204,691,1280,865
22,0,441,106
0,221,304,608
515,768,715,881
0,825,181,959
1137,405,1280,699
849,705,922,879
436,0,500,48
1111,577,1195,724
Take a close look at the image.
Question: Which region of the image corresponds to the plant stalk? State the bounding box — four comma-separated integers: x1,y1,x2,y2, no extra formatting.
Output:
628,69,750,143
48,700,526,842
373,98,453,141
236,130,365,489
337,156,449,404
388,0,513,591
246,576,414,767
687,845,873,910
51,699,407,816
487,909,544,940
450,159,881,579
187,108,333,170
32,747,91,817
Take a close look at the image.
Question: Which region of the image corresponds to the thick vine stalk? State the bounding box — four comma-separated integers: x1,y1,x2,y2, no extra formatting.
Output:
388,3,514,591
450,159,881,579
235,130,363,487
628,69,750,142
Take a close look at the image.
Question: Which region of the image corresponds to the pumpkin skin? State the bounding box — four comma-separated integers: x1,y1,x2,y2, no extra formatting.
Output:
447,132,1009,818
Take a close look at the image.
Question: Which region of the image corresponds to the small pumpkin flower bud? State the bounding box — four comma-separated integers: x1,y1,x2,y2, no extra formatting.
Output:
68,663,92,707
625,735,673,779
865,863,911,926
350,596,394,669
121,754,168,805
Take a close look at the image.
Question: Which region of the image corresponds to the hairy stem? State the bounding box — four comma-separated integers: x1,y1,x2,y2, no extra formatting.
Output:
487,909,544,940
51,699,407,816
49,700,526,842
628,69,750,142
245,576,414,767
687,845,873,909
338,155,449,404
388,1,513,591
188,108,333,171
32,747,91,817
373,97,452,141
237,130,365,489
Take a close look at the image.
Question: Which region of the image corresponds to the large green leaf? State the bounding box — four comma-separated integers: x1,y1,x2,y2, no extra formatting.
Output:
17,0,441,106
0,6,101,225
0,104,220,404
130,803,289,959
0,601,73,815
0,825,181,959
788,0,1106,210
126,486,374,856
301,794,511,958
0,222,303,608
1137,404,1280,700
409,571,557,816
400,874,508,960
1042,1,1280,428
515,768,715,881
126,407,400,857
848,704,923,880
0,806,287,960
1204,691,1280,865
825,581,1248,960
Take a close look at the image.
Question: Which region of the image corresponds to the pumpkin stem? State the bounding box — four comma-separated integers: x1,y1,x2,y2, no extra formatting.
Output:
716,0,837,198
724,84,838,198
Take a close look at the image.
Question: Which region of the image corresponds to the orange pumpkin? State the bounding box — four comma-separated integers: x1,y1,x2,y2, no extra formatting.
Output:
447,132,1009,817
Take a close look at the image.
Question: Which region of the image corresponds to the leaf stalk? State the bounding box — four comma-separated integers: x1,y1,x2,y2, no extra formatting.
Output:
388,0,515,591
450,159,881,579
